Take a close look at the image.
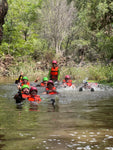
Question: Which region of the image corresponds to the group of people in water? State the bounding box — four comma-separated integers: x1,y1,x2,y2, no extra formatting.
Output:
14,60,74,107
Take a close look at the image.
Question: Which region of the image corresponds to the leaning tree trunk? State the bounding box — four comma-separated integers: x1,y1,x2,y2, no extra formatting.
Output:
0,0,8,44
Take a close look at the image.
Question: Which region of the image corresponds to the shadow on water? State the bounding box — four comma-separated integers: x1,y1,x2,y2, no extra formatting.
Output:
0,80,113,150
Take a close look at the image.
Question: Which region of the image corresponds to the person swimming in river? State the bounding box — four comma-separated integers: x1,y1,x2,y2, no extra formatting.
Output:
43,80,59,95
27,87,41,111
17,76,30,90
62,75,72,87
48,60,60,82
28,87,41,104
14,85,30,104
62,75,76,88
34,77,48,87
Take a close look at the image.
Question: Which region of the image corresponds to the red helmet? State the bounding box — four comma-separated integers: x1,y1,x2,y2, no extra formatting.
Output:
47,80,54,85
65,75,70,79
52,60,57,64
30,87,38,93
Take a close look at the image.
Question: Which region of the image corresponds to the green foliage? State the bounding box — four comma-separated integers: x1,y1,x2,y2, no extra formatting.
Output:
88,65,107,81
64,0,113,62
0,0,113,64
9,56,48,77
88,65,113,83
96,2,108,17
96,31,113,59
60,64,113,84
0,0,48,58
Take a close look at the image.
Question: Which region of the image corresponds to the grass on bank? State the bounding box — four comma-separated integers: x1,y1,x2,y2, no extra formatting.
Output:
9,59,48,81
8,59,113,86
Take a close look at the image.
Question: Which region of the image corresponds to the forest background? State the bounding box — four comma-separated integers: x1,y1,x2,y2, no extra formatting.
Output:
0,0,113,84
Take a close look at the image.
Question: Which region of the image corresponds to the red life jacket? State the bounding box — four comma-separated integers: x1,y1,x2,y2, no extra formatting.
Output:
28,95,41,103
63,79,72,87
21,93,30,99
21,91,29,99
50,67,58,80
40,82,47,87
21,82,30,87
46,87,57,95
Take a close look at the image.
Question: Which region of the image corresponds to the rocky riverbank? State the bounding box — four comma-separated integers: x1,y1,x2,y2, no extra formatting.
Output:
0,54,14,76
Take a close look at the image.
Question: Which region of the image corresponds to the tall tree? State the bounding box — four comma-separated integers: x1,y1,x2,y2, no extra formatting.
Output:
41,0,76,54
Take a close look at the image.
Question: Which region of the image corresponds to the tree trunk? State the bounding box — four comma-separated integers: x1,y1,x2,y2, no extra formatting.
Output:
55,39,62,54
0,0,8,44
55,43,60,54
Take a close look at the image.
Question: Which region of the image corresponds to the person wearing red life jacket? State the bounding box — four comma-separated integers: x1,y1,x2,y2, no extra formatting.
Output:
43,80,59,95
14,85,30,104
62,75,72,87
18,76,30,90
40,77,48,87
28,87,41,103
48,60,60,82
35,77,48,87
21,76,30,86
28,87,41,111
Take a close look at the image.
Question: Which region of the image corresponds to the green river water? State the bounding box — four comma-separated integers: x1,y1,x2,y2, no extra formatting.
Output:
0,78,113,150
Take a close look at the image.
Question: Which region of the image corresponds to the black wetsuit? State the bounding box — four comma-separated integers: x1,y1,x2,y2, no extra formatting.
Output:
14,91,26,104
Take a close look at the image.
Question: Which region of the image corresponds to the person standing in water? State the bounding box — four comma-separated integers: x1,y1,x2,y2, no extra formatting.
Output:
48,60,60,82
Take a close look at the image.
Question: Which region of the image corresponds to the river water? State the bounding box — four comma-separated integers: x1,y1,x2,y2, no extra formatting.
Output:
0,79,113,150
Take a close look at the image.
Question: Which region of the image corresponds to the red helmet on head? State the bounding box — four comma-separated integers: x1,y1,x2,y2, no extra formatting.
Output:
47,80,54,85
65,75,70,79
30,87,38,93
52,60,57,64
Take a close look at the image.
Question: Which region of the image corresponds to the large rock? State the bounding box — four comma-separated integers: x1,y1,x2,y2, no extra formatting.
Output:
0,0,8,44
